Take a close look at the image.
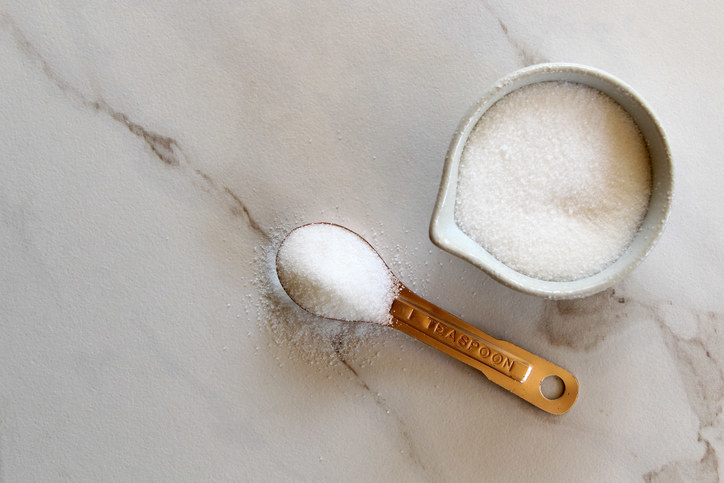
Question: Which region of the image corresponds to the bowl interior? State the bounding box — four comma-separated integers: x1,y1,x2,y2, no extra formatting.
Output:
430,63,672,299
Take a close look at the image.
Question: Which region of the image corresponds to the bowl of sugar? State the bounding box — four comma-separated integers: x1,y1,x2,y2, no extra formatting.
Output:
430,63,672,299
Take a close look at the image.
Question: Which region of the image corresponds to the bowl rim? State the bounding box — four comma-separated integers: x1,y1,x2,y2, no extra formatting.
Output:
429,62,673,299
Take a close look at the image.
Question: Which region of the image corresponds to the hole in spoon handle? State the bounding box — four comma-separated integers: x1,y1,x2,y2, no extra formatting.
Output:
389,286,578,415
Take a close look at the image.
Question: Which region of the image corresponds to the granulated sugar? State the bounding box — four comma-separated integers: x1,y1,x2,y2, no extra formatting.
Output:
455,81,652,281
276,223,400,324
251,224,389,371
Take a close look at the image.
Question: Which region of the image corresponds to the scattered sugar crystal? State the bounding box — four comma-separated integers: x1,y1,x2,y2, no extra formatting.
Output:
275,223,400,324
455,81,652,281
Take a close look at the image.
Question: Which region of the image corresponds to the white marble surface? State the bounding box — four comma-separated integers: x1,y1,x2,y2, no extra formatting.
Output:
1,1,723,481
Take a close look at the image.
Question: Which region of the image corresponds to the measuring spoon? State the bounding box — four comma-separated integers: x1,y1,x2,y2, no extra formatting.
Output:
276,223,578,415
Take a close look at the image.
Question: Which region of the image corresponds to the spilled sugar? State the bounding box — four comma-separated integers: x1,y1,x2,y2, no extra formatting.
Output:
455,81,652,282
275,223,400,324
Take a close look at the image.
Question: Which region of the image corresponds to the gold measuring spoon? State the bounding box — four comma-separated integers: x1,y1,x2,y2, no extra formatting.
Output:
276,223,578,415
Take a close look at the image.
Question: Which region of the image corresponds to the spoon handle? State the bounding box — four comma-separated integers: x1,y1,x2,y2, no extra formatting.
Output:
389,286,578,415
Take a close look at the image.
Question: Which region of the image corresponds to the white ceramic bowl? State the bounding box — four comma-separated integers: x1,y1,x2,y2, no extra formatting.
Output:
429,63,673,299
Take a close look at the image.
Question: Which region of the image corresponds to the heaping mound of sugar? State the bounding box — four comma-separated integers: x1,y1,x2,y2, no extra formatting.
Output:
455,81,652,282
275,223,399,324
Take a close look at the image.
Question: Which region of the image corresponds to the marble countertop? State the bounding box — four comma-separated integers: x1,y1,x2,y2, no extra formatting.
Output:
2,1,722,481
